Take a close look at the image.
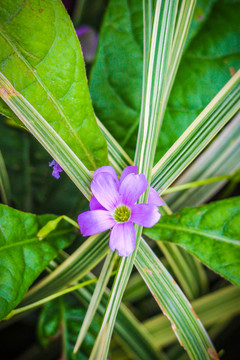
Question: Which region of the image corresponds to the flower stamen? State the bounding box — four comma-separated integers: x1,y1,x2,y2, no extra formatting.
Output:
114,205,131,223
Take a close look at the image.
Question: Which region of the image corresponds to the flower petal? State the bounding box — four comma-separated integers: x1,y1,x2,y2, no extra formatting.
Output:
131,204,160,228
109,222,136,257
78,210,115,236
89,196,105,210
148,188,165,206
120,166,138,183
94,166,120,187
91,172,121,210
120,173,148,206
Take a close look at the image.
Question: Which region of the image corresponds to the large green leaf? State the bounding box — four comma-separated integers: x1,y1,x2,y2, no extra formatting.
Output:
145,197,240,286
90,0,239,160
38,296,99,360
0,0,108,169
0,204,75,321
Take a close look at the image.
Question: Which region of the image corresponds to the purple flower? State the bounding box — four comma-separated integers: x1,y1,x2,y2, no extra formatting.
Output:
76,25,98,63
49,160,63,179
78,166,164,257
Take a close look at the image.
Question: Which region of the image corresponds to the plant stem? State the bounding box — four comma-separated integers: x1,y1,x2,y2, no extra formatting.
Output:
163,174,232,194
4,271,116,320
72,0,86,27
0,150,11,204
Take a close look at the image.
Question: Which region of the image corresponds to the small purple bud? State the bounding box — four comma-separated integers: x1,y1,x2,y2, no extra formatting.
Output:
76,25,98,63
49,160,63,179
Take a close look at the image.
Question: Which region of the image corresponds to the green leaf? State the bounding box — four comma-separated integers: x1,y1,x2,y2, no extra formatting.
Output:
145,197,240,286
160,0,240,159
0,204,75,320
0,0,108,169
38,296,99,360
90,0,239,160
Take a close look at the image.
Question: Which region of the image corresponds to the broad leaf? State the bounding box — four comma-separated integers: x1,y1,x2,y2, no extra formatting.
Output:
90,0,239,160
0,0,108,169
0,205,75,320
38,296,99,360
145,197,240,286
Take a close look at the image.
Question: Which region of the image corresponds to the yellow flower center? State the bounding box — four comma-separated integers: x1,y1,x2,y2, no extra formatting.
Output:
114,205,131,223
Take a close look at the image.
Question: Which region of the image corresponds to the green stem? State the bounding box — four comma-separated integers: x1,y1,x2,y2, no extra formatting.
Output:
59,297,68,360
4,278,97,320
72,0,86,27
22,133,32,211
4,272,116,320
0,150,11,204
62,216,79,229
164,174,232,194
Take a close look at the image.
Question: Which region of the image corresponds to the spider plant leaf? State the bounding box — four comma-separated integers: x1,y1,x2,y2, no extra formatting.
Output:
136,240,217,360
144,285,240,348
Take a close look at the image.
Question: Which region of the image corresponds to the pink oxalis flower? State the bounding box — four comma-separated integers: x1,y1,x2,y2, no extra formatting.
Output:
78,166,164,257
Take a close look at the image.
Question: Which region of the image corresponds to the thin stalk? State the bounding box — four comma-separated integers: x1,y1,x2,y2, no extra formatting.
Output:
0,150,11,204
60,297,68,360
22,133,32,211
163,174,232,194
4,278,97,320
72,0,86,27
